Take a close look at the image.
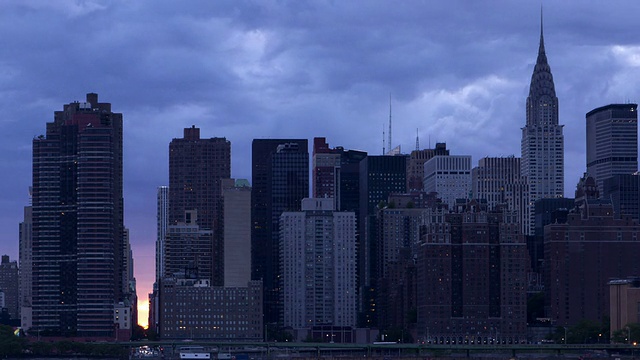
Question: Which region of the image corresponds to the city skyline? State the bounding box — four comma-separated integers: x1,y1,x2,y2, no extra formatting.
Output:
2,1,640,326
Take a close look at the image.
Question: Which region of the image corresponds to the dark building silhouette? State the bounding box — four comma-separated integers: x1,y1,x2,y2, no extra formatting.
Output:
251,139,308,325
31,93,126,337
168,126,230,285
545,174,640,326
602,174,640,221
358,155,407,327
531,197,574,276
416,200,528,344
586,104,638,194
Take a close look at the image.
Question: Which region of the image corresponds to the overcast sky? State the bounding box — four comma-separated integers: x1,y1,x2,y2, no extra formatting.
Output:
2,0,639,324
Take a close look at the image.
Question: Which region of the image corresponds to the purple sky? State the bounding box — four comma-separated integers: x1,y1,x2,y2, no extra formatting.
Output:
1,1,639,323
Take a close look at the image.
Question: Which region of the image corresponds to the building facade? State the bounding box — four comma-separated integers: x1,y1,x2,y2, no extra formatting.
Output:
280,198,357,330
545,176,640,326
416,201,528,344
163,210,213,280
521,22,564,236
424,155,472,208
159,278,263,340
609,278,640,339
586,104,638,193
31,93,126,337
19,204,32,329
221,179,252,287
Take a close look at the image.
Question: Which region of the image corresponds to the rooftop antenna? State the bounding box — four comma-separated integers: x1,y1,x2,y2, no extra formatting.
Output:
429,134,431,149
416,128,419,150
382,123,385,155
388,93,392,154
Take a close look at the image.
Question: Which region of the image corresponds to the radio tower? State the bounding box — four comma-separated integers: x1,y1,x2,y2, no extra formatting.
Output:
416,128,419,150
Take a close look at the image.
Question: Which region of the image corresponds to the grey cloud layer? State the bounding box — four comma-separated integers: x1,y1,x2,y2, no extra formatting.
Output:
1,1,639,274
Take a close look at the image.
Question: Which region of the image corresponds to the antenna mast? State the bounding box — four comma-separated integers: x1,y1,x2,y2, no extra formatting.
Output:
382,124,385,155
416,128,419,150
388,94,392,154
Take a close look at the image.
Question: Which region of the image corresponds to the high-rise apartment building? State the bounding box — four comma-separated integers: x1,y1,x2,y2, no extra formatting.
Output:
416,201,528,344
586,104,638,193
169,126,230,285
521,21,564,235
251,139,309,325
424,155,472,208
31,93,126,337
280,198,357,330
164,210,213,280
0,256,19,322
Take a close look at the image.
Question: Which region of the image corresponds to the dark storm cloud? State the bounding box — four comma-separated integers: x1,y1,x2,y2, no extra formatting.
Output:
2,0,640,302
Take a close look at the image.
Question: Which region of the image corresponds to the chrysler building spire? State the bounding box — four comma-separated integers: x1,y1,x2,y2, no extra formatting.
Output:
520,12,564,235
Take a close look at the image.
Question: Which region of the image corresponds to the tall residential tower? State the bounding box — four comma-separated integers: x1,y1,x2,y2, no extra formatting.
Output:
31,93,126,337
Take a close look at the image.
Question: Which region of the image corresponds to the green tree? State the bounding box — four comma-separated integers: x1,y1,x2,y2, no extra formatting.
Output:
0,324,25,356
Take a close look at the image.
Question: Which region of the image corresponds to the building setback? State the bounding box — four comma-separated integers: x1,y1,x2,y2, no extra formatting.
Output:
521,19,564,236
586,104,638,194
416,200,528,344
31,93,127,337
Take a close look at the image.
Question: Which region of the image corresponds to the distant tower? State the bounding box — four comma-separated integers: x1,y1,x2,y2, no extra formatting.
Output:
586,104,638,193
388,94,392,155
521,14,564,235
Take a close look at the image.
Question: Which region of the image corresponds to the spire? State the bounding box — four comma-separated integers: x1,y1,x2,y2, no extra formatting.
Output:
538,5,545,57
388,93,392,155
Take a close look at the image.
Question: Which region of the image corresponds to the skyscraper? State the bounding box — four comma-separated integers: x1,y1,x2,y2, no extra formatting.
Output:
521,18,564,235
586,103,638,193
31,93,126,337
168,126,230,285
359,154,407,327
251,139,309,325
280,198,357,330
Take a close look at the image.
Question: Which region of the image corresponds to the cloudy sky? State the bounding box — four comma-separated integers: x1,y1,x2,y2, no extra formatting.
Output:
2,0,639,325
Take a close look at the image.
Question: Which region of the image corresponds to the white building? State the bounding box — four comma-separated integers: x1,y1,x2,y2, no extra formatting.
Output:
280,198,357,329
423,155,472,208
